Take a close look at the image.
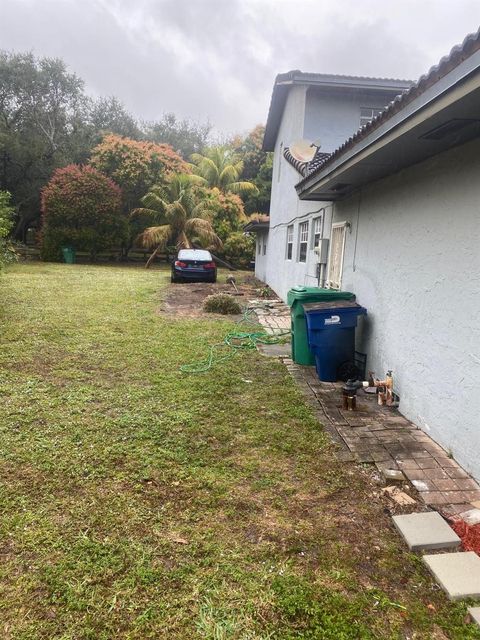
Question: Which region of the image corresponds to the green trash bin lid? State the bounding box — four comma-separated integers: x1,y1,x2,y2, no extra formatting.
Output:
287,286,355,307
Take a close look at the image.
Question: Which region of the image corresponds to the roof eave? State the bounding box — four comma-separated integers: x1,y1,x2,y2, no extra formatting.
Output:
297,48,480,200
296,28,480,195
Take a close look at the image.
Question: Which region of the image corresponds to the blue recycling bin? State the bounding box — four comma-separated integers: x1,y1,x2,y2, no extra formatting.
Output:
303,301,367,382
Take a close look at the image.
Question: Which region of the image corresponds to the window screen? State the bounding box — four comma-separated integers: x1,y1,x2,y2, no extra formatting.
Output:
298,221,309,263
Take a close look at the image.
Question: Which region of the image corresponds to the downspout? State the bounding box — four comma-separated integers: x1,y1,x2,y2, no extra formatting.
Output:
318,204,329,288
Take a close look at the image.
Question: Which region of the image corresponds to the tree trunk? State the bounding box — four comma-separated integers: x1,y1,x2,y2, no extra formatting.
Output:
209,252,236,271
145,245,160,269
190,243,236,270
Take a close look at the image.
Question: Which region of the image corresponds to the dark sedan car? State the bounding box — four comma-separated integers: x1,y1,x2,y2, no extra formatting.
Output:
171,249,217,283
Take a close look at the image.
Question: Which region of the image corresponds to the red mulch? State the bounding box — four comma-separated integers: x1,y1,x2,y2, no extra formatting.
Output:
449,517,480,554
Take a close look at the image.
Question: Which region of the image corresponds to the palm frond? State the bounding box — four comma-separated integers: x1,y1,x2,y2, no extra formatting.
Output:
185,218,223,249
227,181,259,196
184,173,207,186
165,201,188,228
190,153,205,165
137,224,171,249
191,201,214,219
141,191,166,212
191,155,219,185
130,207,161,221
219,164,239,186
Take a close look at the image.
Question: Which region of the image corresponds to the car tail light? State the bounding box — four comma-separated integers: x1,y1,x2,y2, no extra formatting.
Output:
203,261,216,269
175,260,187,267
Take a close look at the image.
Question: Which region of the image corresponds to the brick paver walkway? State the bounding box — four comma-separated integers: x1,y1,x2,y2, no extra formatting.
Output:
251,299,290,335
284,359,480,516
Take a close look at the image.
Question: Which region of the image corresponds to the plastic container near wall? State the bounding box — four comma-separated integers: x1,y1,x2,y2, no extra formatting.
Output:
303,300,367,381
287,286,355,365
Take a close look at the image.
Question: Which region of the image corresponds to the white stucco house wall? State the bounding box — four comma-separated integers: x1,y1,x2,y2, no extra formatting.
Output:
291,29,480,480
253,72,411,300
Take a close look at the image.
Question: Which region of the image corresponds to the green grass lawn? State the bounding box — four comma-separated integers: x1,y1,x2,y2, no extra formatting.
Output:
0,262,478,640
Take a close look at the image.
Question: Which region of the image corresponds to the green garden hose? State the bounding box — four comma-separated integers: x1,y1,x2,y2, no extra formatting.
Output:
180,305,290,374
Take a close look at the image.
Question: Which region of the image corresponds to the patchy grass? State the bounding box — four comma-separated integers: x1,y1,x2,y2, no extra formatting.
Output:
0,262,478,640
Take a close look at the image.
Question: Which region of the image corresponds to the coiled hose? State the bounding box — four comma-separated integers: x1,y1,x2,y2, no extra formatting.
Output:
179,305,290,374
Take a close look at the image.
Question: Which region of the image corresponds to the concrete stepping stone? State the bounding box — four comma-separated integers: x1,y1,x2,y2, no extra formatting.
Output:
469,607,480,627
423,552,480,600
392,512,461,551
257,343,291,358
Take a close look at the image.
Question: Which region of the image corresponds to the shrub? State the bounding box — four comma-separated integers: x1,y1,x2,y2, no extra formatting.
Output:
223,232,255,269
40,164,126,261
203,293,242,315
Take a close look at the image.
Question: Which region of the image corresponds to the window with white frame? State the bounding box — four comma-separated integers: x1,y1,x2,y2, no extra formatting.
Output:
360,107,384,127
257,238,261,254
326,223,347,289
286,225,293,260
263,240,267,255
298,221,309,263
312,216,322,248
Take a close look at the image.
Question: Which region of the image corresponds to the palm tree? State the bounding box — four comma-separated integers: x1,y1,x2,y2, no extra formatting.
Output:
132,174,222,268
189,147,259,197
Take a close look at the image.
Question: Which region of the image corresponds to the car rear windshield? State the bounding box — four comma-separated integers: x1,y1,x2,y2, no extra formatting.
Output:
177,250,212,261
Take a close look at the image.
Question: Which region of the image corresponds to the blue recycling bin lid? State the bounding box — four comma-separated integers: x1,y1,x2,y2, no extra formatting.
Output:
303,300,367,333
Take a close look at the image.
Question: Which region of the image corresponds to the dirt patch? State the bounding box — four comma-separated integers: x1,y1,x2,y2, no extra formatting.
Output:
162,273,279,318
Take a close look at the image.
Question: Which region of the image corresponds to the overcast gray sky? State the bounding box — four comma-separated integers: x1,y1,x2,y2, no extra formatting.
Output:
1,0,479,134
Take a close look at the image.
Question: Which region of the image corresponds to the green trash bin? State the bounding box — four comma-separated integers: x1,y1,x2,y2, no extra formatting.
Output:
61,246,76,264
287,286,355,365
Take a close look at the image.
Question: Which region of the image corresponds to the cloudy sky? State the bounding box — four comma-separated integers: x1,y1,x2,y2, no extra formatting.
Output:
1,0,479,134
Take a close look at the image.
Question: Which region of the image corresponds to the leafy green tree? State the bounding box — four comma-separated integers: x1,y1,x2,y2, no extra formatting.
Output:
232,125,272,215
132,174,221,268
142,113,211,159
0,51,86,240
0,190,16,268
234,124,266,180
242,153,273,215
40,165,126,261
223,232,255,269
189,147,258,197
89,97,141,141
202,187,247,242
67,97,143,165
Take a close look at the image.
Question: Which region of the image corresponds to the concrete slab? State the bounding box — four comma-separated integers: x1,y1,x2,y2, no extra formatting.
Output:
469,607,480,626
423,552,480,601
257,343,291,358
383,469,405,484
393,512,460,551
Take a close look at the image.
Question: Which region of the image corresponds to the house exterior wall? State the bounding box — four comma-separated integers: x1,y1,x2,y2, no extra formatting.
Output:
332,137,480,479
254,231,268,282
304,88,392,152
262,85,324,299
262,84,402,301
